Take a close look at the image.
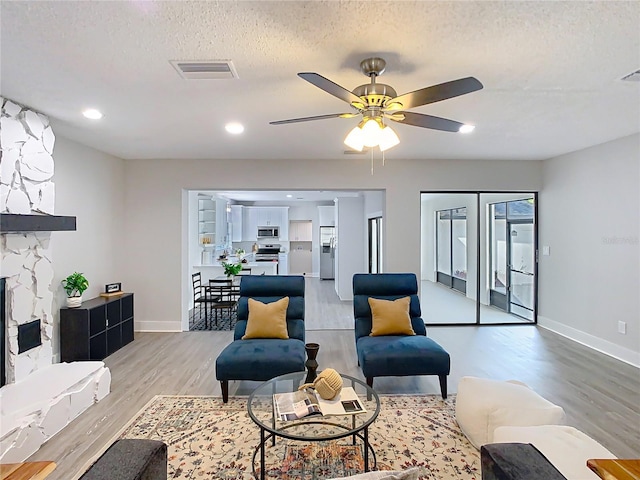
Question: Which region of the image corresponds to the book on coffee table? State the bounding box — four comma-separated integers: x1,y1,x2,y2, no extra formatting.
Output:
273,386,366,421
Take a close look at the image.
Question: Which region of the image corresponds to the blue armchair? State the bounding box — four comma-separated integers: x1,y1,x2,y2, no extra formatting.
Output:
215,275,306,403
353,273,450,398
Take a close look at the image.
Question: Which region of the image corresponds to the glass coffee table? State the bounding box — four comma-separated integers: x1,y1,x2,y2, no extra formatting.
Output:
247,371,381,480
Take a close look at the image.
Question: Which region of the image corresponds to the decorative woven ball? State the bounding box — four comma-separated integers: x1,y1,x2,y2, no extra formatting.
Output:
299,368,343,400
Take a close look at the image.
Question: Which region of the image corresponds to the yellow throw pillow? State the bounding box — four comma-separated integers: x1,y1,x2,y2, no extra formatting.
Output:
368,296,416,336
242,297,290,339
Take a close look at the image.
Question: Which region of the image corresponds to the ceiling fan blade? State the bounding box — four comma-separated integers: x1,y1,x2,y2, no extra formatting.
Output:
298,73,364,106
384,77,483,111
389,111,465,132
270,113,357,125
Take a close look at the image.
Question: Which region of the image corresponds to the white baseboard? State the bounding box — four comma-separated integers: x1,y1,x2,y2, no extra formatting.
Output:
135,320,182,332
538,316,640,368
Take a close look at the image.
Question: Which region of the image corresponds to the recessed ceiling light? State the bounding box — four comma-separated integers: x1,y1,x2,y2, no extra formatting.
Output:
225,122,244,134
82,108,103,120
459,124,475,134
286,194,292,198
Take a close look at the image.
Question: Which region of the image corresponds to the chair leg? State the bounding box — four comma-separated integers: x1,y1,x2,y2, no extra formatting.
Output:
366,377,373,387
221,381,229,403
439,374,448,399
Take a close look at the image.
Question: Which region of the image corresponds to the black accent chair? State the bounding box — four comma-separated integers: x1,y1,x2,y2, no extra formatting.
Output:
191,272,219,324
215,275,306,403
352,273,450,398
207,278,238,328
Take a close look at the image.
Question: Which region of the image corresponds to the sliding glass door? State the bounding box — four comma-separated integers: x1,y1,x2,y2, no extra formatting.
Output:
421,192,537,325
421,194,477,324
487,197,536,322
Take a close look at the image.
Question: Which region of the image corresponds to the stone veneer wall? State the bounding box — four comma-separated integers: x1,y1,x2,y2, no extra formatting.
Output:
1,97,56,384
0,98,111,463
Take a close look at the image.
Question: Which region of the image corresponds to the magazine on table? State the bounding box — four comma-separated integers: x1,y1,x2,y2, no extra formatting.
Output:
273,386,366,421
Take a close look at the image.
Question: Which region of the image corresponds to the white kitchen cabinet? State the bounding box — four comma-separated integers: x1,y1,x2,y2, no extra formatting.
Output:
278,253,289,275
243,207,289,240
318,205,336,226
289,220,312,241
278,208,289,240
242,207,258,241
216,197,228,246
248,262,278,276
230,205,243,242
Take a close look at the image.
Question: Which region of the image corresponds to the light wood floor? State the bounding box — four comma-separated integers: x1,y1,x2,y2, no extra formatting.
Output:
30,284,640,479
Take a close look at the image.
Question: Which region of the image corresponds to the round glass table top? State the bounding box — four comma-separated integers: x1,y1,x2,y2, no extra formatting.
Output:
247,371,380,442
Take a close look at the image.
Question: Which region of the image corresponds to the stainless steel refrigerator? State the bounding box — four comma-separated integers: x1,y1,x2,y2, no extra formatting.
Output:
319,226,335,280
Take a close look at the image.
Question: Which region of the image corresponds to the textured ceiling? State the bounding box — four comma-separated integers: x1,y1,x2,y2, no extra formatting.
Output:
1,1,639,161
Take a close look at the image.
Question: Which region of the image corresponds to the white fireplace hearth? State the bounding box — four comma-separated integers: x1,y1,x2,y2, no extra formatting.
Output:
1,98,111,462
0,361,111,463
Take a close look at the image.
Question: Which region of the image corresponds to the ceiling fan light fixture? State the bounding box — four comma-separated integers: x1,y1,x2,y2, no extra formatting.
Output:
361,118,383,147
344,125,365,151
459,124,475,134
379,125,400,152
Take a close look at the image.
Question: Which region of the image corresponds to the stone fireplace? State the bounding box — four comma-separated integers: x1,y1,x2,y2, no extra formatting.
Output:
1,97,57,384
0,98,110,463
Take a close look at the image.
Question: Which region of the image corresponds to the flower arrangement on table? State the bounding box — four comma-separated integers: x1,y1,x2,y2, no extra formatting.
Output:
222,261,243,278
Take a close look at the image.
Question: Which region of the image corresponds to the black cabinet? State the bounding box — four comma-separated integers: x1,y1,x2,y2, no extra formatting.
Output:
60,293,134,362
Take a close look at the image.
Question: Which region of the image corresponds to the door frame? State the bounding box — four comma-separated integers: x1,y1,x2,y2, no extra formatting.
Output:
420,191,538,326
368,216,382,273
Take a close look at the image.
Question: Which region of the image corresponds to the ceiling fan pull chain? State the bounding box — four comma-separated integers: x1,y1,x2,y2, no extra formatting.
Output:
371,149,374,176
382,150,386,166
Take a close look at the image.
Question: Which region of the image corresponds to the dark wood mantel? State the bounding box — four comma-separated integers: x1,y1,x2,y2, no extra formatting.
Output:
0,214,76,233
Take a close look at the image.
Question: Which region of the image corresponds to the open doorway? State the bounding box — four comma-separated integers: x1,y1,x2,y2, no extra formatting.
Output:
368,216,383,273
183,189,385,331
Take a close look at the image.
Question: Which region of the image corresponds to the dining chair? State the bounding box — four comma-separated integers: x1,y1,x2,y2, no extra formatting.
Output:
208,278,238,327
191,272,219,324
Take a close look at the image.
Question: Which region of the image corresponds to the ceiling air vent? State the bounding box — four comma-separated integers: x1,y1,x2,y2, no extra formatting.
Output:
620,69,640,82
170,60,238,80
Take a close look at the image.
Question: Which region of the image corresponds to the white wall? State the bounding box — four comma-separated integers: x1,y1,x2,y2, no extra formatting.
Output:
539,134,640,366
335,196,366,300
51,135,126,358
119,157,541,331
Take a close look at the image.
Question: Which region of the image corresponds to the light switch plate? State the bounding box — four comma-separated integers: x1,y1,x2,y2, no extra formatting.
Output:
542,246,550,256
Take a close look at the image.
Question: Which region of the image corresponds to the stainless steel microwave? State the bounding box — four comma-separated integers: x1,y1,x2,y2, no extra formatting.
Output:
257,226,279,239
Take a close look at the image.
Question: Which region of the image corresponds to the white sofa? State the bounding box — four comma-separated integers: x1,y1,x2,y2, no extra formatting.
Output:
493,425,616,480
455,376,566,449
455,376,616,480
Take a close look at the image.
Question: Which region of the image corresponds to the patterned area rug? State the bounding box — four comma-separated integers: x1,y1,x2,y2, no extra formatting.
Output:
189,308,236,331
112,395,479,480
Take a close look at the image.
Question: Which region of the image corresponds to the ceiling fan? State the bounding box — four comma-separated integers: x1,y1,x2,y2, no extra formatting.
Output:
270,57,483,152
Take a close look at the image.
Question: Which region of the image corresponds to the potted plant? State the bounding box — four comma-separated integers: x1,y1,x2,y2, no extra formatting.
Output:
62,272,89,308
222,262,242,278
